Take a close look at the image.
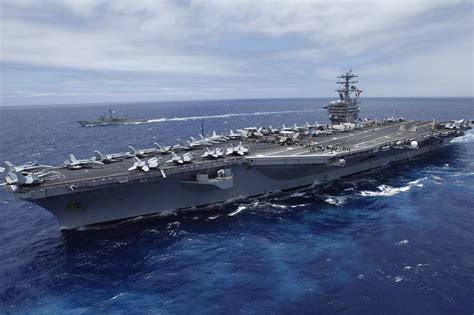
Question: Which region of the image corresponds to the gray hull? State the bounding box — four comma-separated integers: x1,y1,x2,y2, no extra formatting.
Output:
33,138,450,229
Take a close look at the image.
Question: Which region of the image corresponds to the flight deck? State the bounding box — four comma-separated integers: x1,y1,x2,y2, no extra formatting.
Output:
9,120,456,193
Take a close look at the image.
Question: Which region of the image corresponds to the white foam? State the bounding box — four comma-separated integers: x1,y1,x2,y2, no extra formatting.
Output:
396,239,409,245
432,175,444,181
0,167,5,173
360,184,410,196
228,205,247,216
360,178,427,197
270,204,288,209
289,191,309,198
416,263,429,267
208,214,221,220
324,196,347,206
451,131,474,143
393,276,404,283
110,293,124,300
290,203,308,208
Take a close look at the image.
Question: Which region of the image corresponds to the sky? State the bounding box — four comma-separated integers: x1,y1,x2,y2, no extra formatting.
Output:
0,0,473,106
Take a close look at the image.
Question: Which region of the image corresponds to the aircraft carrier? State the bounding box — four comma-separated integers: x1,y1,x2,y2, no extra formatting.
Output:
3,71,471,230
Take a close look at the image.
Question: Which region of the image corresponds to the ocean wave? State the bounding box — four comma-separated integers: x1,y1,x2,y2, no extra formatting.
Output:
289,192,308,198
396,239,409,245
207,214,222,220
139,110,318,124
360,177,426,197
0,167,5,173
290,203,309,208
228,205,247,216
393,276,404,283
324,196,347,206
270,203,288,209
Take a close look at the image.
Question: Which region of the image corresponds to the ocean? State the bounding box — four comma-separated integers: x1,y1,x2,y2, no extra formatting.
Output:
0,97,473,314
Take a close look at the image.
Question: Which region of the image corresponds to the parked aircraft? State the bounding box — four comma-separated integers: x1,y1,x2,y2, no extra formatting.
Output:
226,142,249,156
241,127,264,138
207,131,229,142
201,147,224,159
4,160,53,173
94,151,131,163
154,143,172,154
5,170,60,185
65,154,104,169
128,157,149,172
227,129,245,139
167,152,194,164
128,146,157,157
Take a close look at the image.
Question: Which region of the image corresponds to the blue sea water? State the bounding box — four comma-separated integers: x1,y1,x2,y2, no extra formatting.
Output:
0,97,473,314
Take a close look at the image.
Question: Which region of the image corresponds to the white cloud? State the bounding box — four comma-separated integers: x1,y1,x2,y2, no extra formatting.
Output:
0,0,472,104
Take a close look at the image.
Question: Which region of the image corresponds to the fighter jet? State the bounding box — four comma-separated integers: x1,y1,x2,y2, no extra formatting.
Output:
277,132,299,145
226,142,249,156
171,140,193,151
280,124,294,132
180,136,215,149
3,160,53,173
128,146,157,158
261,125,280,135
128,157,149,172
304,122,320,129
331,123,355,132
445,119,466,129
201,147,224,159
193,136,218,146
167,152,194,164
147,157,167,178
94,150,131,163
5,170,60,186
65,154,104,169
227,129,245,140
147,157,163,169
154,143,172,154
291,123,309,132
242,127,264,138
207,131,229,142
178,139,202,150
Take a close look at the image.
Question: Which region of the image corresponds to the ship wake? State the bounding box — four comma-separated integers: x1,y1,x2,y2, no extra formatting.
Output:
135,110,319,125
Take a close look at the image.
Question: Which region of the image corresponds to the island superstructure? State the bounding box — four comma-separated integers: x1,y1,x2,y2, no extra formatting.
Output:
323,70,361,124
3,71,471,230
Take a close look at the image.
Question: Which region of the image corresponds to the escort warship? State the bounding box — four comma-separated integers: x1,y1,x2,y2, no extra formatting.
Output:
3,71,471,230
78,108,146,127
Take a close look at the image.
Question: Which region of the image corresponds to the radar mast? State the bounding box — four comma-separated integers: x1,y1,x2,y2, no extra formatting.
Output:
324,70,362,124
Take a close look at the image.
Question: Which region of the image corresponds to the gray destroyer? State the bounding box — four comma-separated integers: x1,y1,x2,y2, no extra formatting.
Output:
78,108,146,127
3,71,471,230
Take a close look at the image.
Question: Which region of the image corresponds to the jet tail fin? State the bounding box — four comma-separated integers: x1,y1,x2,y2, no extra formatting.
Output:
69,154,78,163
128,146,138,156
94,151,106,162
6,171,26,185
4,161,16,172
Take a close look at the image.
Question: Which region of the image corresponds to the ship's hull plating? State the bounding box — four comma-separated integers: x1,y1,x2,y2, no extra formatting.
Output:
32,139,451,230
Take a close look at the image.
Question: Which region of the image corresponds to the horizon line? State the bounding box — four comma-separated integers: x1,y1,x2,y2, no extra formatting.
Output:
1,96,473,108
